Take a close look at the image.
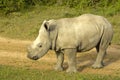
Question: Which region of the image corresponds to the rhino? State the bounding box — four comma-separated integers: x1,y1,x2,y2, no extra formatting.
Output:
27,14,113,72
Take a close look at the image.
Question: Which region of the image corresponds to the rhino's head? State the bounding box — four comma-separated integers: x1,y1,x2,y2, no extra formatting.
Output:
27,20,56,60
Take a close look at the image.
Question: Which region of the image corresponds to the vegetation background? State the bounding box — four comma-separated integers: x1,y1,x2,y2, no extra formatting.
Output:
0,0,120,44
0,0,120,15
0,0,120,80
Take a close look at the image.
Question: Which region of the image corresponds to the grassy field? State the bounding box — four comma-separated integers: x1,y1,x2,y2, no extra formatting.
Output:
0,65,119,80
0,5,120,80
0,6,76,40
0,6,120,44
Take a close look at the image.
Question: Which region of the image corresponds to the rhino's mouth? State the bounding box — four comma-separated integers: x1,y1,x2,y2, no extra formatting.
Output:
27,46,49,60
27,54,39,60
27,41,51,60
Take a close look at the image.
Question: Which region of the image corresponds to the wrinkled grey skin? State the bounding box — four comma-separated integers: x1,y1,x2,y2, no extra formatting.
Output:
27,14,113,73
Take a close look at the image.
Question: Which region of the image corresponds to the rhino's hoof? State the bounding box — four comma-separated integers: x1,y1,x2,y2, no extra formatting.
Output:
54,67,63,71
66,68,77,73
92,64,104,69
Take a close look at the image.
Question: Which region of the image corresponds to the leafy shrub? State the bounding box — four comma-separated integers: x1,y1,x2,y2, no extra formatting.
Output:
0,0,26,14
0,0,120,16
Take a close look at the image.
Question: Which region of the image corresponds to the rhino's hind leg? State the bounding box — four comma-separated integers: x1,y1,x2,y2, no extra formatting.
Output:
65,49,77,73
92,49,106,69
54,51,64,71
92,28,112,69
92,41,109,69
92,38,110,68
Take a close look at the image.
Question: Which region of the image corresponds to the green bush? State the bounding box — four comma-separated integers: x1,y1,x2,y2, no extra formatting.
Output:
0,0,120,15
69,0,120,16
0,0,24,14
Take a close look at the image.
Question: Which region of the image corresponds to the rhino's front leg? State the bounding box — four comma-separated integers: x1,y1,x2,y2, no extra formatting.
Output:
54,51,64,71
65,49,77,73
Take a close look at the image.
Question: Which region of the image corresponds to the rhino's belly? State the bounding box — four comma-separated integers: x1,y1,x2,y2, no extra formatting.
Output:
78,35,100,52
78,44,96,52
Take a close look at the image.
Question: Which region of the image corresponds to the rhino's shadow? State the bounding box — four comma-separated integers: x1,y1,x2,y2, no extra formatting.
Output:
63,49,120,71
77,50,120,71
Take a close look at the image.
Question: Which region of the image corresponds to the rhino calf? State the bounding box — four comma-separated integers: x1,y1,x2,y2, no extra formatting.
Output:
27,14,113,73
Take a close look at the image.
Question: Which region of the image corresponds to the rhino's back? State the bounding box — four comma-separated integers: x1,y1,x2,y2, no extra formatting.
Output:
56,14,112,51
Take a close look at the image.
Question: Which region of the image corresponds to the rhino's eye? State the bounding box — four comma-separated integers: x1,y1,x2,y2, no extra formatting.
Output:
39,45,42,47
37,43,42,48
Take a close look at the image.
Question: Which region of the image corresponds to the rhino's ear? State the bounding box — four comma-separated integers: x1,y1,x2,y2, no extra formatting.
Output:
44,19,56,31
44,21,49,31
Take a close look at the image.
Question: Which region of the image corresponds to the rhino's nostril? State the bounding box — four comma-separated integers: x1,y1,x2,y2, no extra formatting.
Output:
32,56,39,60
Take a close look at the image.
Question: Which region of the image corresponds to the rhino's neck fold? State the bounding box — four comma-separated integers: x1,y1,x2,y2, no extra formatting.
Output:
50,29,58,50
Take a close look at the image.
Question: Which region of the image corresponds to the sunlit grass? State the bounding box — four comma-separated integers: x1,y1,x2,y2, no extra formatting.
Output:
0,6,119,44
0,6,77,40
108,14,120,44
0,65,119,80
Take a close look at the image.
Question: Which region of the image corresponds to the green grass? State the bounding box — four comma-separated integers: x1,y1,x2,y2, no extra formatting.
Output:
0,5,120,80
108,15,120,44
0,5,120,44
0,6,77,40
0,65,119,80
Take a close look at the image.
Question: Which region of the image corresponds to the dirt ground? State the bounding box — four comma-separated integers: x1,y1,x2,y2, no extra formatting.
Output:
0,37,120,76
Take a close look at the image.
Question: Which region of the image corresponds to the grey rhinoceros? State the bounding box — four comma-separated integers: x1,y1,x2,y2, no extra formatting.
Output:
27,14,113,73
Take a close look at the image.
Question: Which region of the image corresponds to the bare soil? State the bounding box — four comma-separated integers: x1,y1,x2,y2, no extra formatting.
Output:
0,37,120,76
